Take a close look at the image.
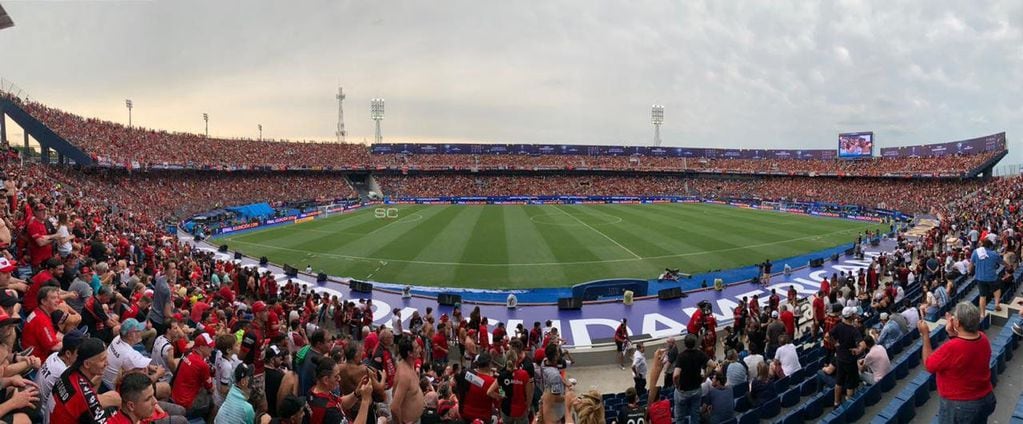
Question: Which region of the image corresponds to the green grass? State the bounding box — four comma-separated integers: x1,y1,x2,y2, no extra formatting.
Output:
218,203,884,289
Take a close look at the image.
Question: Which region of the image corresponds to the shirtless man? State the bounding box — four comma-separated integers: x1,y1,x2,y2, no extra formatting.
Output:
464,329,479,363
391,337,426,423
338,341,386,419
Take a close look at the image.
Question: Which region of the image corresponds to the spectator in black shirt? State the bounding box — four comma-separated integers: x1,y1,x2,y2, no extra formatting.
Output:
673,334,708,424
616,387,646,424
826,307,865,407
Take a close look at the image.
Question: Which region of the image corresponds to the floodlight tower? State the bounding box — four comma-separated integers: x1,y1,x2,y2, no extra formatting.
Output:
335,86,347,143
125,99,133,127
651,104,664,146
370,98,385,144
202,113,209,137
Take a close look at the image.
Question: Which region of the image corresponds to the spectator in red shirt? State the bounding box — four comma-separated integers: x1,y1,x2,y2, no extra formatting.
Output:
779,304,796,340
26,203,58,269
432,321,449,368
920,302,995,424
49,337,121,424
107,373,158,424
812,290,826,337
455,351,498,424
24,257,65,313
23,286,64,362
170,332,215,420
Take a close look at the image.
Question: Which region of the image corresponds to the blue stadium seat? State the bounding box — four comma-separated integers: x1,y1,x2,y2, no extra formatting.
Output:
863,383,882,406
910,381,929,407
894,359,909,379
790,367,805,384
779,409,804,424
801,392,828,421
896,396,916,424
776,375,791,391
801,377,819,396
719,419,737,424
737,409,759,424
906,345,921,369
878,371,896,393
991,358,999,386
759,396,782,419
781,386,801,408
821,405,846,424
845,394,866,422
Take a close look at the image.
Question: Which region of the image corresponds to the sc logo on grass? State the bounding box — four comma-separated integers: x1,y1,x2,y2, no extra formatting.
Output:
374,208,400,219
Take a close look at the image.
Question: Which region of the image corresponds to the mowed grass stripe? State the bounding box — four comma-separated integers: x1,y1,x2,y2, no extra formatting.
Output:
383,206,486,285
452,207,511,285
569,205,679,257
504,206,568,286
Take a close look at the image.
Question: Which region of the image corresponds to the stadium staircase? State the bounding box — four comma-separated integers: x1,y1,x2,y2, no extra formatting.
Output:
0,98,94,165
599,269,1023,424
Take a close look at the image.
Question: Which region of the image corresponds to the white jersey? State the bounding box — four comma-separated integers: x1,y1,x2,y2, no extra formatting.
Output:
37,352,69,424
212,350,242,407
103,335,153,390
151,335,174,382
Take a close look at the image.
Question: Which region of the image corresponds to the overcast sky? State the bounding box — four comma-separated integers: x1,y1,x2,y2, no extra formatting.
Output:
1,0,1022,164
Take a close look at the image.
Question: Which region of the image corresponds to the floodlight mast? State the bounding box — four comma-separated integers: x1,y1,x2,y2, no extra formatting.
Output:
651,104,664,146
336,86,346,143
203,113,208,137
125,99,133,127
371,98,385,144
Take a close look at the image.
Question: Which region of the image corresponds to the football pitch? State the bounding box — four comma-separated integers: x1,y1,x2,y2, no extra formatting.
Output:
218,203,884,289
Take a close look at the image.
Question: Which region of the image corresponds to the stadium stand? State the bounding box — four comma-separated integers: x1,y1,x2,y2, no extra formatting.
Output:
0,90,1021,423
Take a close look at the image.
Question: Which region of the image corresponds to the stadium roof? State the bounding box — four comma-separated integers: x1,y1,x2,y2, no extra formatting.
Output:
0,4,12,31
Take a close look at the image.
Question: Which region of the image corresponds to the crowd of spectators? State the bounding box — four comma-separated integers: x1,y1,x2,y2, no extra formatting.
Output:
5,94,370,169
0,93,1002,177
371,153,998,177
376,174,982,213
23,166,357,225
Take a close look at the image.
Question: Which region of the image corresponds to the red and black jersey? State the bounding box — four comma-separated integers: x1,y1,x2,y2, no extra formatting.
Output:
240,323,266,374
50,368,112,424
308,389,347,424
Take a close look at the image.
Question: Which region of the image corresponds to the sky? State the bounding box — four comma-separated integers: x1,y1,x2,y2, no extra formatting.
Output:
1,0,1022,165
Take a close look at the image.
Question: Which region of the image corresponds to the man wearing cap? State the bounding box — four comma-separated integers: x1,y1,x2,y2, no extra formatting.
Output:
50,337,122,424
0,256,28,294
23,286,64,363
102,318,173,400
240,300,269,401
37,328,86,424
264,345,299,417
170,332,215,419
875,312,903,351
825,307,865,408
214,363,256,424
26,203,58,270
765,310,785,359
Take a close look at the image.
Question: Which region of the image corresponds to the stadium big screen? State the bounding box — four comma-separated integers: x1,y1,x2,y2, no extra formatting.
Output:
838,131,874,159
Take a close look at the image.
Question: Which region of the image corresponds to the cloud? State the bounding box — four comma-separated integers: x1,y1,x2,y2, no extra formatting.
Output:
0,0,1020,165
